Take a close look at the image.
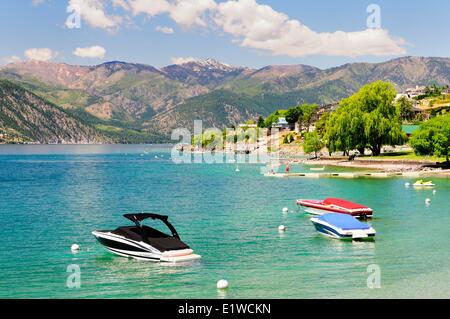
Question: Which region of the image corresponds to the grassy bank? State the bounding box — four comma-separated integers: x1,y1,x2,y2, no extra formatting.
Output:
359,151,446,163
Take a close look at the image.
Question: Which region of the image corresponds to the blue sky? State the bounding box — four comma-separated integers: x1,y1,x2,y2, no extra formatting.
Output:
1,0,449,69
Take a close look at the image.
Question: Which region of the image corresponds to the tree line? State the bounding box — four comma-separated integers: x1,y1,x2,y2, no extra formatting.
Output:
259,80,449,162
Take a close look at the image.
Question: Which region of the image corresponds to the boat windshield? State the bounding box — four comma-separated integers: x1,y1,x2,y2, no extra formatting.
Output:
123,213,180,238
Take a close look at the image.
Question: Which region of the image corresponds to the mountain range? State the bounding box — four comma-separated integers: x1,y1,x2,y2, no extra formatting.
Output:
1,56,450,143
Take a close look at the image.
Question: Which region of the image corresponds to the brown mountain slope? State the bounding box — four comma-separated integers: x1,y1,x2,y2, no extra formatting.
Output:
0,80,110,144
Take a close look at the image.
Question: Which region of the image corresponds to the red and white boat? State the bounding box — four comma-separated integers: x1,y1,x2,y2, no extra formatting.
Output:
296,198,373,218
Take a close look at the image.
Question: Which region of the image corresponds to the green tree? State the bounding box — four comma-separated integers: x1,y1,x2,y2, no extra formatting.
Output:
192,130,223,150
283,132,296,144
284,103,317,132
396,96,415,122
257,116,265,128
263,110,287,128
410,115,450,163
303,131,324,158
285,105,303,125
315,111,330,138
324,81,405,156
324,102,366,156
301,104,318,133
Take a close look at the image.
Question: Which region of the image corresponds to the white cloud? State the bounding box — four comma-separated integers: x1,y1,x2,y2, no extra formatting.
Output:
156,25,174,34
214,0,406,57
171,56,199,65
73,45,106,58
169,0,217,28
24,48,56,61
66,0,122,30
61,0,406,57
128,0,171,16
123,0,216,28
111,0,130,10
3,56,22,64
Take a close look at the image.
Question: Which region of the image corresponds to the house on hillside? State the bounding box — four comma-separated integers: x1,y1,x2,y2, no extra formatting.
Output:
405,86,427,99
271,117,290,130
443,86,450,95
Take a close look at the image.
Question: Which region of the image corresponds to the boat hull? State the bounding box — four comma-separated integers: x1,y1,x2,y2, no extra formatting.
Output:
310,218,376,241
297,199,373,218
92,231,201,263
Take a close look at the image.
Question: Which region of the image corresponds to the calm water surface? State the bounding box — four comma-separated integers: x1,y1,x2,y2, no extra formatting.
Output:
0,145,449,298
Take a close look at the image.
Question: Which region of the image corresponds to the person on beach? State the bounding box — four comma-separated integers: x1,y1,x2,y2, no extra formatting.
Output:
285,164,290,173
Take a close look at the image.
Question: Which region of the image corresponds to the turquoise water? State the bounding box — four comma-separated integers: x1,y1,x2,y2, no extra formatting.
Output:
0,145,449,299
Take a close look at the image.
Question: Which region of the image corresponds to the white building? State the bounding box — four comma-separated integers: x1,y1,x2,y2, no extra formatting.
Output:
272,117,290,130
404,86,427,99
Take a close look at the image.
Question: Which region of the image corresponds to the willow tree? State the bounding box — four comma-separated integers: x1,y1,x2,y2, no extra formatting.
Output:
303,131,324,158
324,81,405,156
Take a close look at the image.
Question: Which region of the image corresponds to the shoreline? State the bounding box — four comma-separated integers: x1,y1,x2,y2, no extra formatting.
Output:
282,157,450,178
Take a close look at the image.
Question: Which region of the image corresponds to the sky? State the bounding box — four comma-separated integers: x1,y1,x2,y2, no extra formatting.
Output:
1,0,449,69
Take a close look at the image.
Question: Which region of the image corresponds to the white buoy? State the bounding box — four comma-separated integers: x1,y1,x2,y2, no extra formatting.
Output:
278,225,286,232
71,244,80,252
433,190,437,195
405,182,410,187
282,207,289,213
217,279,229,289
425,198,431,204
235,166,240,172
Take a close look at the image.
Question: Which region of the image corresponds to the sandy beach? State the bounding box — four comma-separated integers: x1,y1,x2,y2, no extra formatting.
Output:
298,157,450,177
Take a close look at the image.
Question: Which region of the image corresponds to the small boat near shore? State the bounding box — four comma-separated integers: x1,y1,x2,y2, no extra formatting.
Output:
92,213,201,262
311,213,376,241
297,197,373,218
413,180,435,187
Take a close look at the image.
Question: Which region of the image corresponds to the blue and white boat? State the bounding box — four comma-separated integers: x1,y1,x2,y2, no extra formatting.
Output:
310,213,376,241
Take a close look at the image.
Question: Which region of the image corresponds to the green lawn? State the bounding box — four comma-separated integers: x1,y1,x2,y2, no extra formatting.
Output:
360,151,445,162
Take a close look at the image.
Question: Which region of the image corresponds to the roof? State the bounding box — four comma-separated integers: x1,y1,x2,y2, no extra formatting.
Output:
402,125,420,135
323,198,369,210
278,117,288,124
319,214,371,230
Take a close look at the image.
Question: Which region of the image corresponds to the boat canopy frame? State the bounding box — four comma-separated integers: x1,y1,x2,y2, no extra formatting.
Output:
123,213,180,239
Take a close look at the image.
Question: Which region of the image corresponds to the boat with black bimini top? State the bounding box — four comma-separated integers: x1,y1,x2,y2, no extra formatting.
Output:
92,213,201,262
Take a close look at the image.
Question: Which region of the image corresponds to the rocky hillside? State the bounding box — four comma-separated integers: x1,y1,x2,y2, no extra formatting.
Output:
161,58,250,86
0,80,110,144
1,56,450,141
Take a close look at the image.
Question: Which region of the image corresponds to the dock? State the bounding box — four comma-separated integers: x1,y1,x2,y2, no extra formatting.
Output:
264,171,449,179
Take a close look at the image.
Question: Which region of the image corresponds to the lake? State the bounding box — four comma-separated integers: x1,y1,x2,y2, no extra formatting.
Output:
0,145,448,298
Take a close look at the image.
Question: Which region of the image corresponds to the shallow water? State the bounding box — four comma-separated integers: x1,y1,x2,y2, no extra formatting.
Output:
0,145,448,299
